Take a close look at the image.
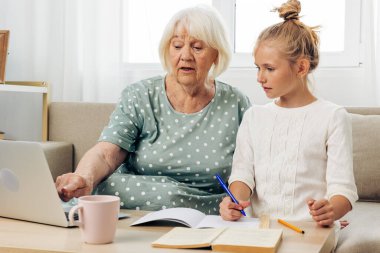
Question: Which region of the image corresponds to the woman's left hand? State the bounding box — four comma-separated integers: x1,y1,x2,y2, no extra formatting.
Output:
307,199,335,226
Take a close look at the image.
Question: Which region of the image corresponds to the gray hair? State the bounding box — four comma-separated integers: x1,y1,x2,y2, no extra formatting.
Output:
159,5,231,78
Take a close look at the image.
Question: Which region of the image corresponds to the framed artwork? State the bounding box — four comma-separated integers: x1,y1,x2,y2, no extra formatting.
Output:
0,30,10,83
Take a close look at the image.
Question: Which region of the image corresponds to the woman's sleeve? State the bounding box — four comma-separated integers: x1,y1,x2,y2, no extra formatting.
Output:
326,108,358,206
228,108,256,192
98,85,143,152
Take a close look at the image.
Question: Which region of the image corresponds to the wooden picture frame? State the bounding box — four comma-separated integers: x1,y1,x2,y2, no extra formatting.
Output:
0,30,10,83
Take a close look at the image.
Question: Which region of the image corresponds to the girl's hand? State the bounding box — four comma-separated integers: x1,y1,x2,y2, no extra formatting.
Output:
307,199,335,226
219,196,250,221
339,220,349,229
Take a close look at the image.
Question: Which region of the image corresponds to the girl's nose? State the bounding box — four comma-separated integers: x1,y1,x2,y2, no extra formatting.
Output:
257,71,266,85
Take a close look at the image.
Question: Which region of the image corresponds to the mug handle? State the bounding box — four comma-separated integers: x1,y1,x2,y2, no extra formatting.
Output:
68,204,83,227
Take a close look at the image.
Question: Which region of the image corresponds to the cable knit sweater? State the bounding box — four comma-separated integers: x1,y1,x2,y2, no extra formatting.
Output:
229,99,358,220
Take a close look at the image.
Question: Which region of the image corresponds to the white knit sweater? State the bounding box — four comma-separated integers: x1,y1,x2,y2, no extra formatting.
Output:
229,100,358,220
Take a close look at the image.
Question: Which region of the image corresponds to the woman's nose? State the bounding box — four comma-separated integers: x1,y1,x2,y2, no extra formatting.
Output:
180,46,193,61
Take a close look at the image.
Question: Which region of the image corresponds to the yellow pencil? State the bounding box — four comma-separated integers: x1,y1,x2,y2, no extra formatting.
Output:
277,219,305,234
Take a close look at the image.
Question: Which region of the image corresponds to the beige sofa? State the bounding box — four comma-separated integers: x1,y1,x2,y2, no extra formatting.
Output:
43,102,380,253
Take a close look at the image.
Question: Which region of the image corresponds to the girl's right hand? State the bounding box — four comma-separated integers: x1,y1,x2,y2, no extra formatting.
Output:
219,196,251,221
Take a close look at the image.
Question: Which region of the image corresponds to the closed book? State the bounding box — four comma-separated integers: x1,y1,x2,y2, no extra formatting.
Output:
152,227,283,253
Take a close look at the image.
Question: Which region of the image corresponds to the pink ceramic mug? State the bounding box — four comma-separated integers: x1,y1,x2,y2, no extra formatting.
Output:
69,195,120,244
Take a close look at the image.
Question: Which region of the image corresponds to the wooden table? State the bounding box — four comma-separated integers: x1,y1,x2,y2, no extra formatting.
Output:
0,210,334,253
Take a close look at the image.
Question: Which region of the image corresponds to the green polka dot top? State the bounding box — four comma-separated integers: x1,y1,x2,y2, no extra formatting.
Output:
96,75,251,214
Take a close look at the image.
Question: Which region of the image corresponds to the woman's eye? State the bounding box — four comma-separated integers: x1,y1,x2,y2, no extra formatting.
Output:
193,47,202,51
171,42,183,49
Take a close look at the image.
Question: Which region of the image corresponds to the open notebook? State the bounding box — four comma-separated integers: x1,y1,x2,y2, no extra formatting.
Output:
131,207,260,228
0,140,127,227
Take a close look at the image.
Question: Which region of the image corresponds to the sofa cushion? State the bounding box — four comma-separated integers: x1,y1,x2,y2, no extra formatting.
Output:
48,102,115,168
39,141,73,181
350,113,380,201
336,201,380,253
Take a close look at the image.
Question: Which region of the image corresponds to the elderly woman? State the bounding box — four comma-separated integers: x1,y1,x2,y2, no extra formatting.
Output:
55,5,250,214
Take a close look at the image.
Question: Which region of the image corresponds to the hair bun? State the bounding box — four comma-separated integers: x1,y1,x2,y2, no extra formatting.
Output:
283,11,299,21
275,0,301,21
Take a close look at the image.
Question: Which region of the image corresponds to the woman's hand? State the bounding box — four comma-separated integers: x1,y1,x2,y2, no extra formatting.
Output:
307,199,335,226
219,196,250,221
55,142,128,202
55,173,93,202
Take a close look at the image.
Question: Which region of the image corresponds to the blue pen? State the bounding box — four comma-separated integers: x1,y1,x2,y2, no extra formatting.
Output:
215,173,246,216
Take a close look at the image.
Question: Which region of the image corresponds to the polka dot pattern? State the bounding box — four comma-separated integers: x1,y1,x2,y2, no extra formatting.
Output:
96,76,251,214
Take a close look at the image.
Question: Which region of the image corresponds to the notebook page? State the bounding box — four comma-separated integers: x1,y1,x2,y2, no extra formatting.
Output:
196,215,260,228
131,207,206,227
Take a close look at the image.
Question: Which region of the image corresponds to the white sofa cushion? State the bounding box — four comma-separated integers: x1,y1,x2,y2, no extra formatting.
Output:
336,201,380,253
350,113,380,201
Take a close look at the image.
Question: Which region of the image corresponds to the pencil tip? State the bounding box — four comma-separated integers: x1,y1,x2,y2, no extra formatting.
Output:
302,231,305,234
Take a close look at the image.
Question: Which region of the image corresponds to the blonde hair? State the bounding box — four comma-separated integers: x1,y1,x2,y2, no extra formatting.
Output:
255,0,320,72
159,5,231,78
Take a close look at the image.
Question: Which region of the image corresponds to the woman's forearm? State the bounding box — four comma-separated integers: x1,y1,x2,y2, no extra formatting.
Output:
75,142,127,187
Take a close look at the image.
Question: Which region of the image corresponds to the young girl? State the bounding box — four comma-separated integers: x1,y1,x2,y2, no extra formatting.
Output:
219,0,358,234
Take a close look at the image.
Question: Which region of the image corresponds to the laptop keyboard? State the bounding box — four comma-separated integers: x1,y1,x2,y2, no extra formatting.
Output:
64,212,79,221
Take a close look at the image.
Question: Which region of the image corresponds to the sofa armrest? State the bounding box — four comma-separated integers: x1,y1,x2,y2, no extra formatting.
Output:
39,141,73,181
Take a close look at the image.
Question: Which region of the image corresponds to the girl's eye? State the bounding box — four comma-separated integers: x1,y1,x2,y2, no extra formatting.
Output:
267,67,275,71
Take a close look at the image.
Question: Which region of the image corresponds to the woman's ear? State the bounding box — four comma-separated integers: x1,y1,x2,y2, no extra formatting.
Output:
213,52,219,65
296,58,310,77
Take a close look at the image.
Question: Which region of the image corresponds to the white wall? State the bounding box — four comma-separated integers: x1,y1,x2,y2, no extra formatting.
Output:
1,0,378,106
220,0,377,107
219,67,375,106
94,61,376,106
120,0,378,107
118,65,375,107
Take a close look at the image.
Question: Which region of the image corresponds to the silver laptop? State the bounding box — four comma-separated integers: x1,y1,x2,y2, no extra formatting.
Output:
0,140,128,227
0,140,81,227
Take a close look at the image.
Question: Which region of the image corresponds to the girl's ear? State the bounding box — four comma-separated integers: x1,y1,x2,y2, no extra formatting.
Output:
296,58,310,77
